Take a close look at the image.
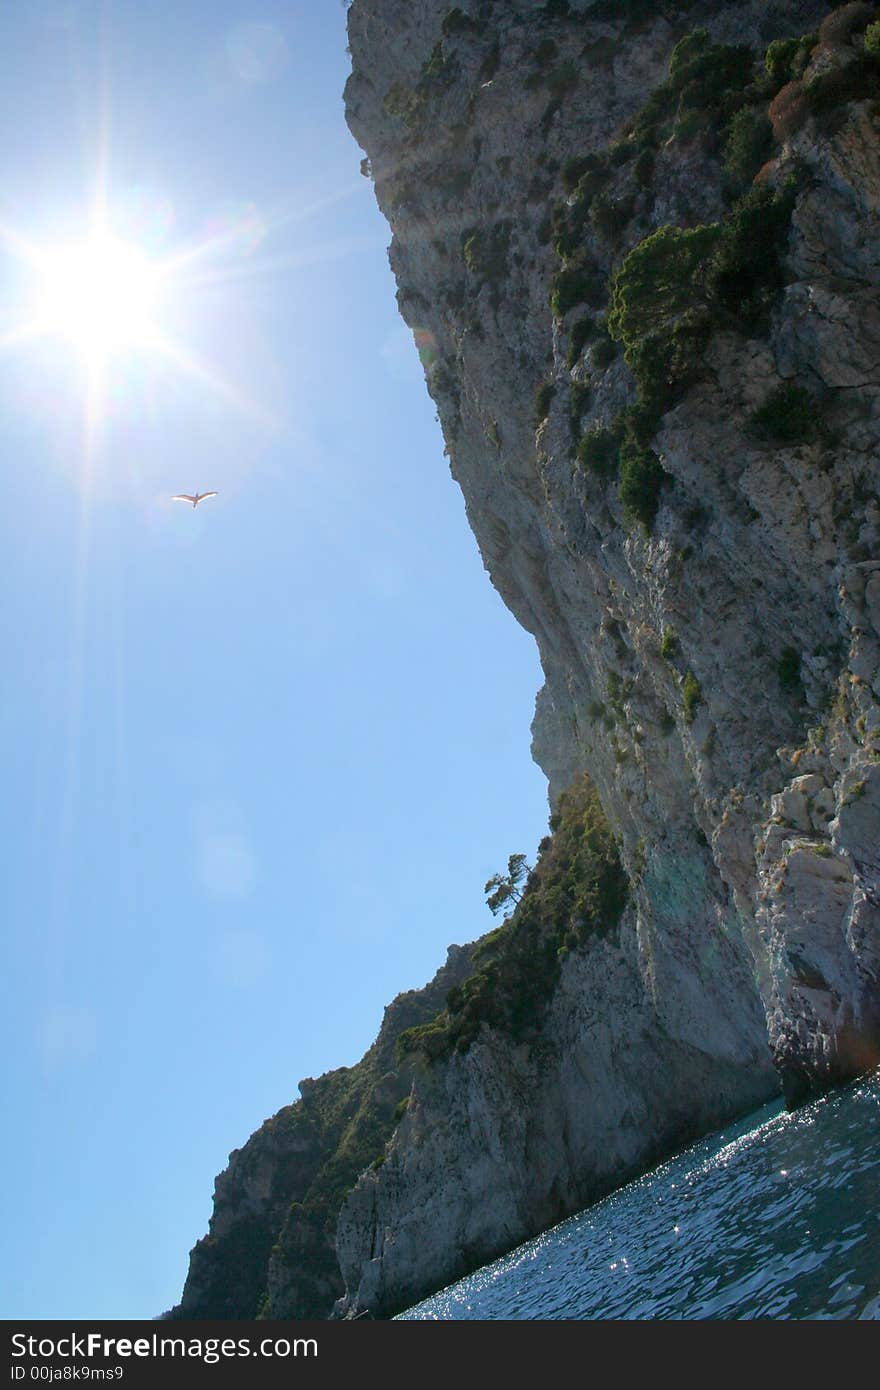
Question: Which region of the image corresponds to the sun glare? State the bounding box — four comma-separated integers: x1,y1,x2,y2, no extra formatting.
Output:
0,196,278,444
36,235,159,361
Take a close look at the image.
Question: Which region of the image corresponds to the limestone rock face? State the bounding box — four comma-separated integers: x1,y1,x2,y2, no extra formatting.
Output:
336,914,774,1317
332,0,880,1315
169,947,474,1319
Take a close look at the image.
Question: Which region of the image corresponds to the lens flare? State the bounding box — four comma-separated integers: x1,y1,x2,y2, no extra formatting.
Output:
203,201,266,258
413,327,438,367
225,22,289,84
114,185,176,250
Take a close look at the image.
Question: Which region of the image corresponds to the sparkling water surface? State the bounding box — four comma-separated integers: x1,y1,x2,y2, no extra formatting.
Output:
398,1074,880,1319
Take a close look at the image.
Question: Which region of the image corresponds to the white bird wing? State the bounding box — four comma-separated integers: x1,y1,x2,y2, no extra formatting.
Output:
171,494,197,503
197,491,219,502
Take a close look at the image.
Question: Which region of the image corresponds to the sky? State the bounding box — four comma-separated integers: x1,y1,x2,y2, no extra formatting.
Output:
0,1,549,1319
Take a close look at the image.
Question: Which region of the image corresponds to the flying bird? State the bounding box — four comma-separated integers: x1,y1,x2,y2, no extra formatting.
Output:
171,491,218,508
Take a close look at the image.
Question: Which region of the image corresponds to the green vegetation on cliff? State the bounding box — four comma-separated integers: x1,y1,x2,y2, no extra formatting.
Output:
629,28,755,149
683,669,703,724
173,948,473,1321
398,774,627,1063
177,776,626,1318
577,425,618,477
748,381,823,444
604,173,800,451
558,6,880,533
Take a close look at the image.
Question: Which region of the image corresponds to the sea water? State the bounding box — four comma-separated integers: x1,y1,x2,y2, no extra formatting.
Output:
398,1072,880,1319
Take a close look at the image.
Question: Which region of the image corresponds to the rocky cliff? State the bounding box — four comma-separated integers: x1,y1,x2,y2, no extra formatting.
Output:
174,0,880,1320
169,945,475,1318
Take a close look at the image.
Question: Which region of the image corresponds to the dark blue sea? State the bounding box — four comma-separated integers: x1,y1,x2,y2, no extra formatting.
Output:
398,1073,880,1319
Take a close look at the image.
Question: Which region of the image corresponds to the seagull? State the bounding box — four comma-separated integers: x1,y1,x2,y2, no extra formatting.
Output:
171,491,218,508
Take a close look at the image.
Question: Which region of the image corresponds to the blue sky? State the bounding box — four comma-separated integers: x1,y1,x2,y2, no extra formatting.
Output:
0,1,549,1319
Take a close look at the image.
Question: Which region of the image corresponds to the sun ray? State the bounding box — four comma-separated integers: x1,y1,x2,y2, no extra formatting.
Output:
0,319,52,353
168,232,386,294
0,218,277,448
156,179,363,282
83,353,105,483
46,391,96,1004
145,326,278,429
0,218,51,272
0,135,294,448
90,7,112,237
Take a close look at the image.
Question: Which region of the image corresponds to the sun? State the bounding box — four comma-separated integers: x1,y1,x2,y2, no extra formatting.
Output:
35,234,159,362
0,199,277,448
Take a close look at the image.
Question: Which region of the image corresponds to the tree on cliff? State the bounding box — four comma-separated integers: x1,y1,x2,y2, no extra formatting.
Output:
484,853,531,918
